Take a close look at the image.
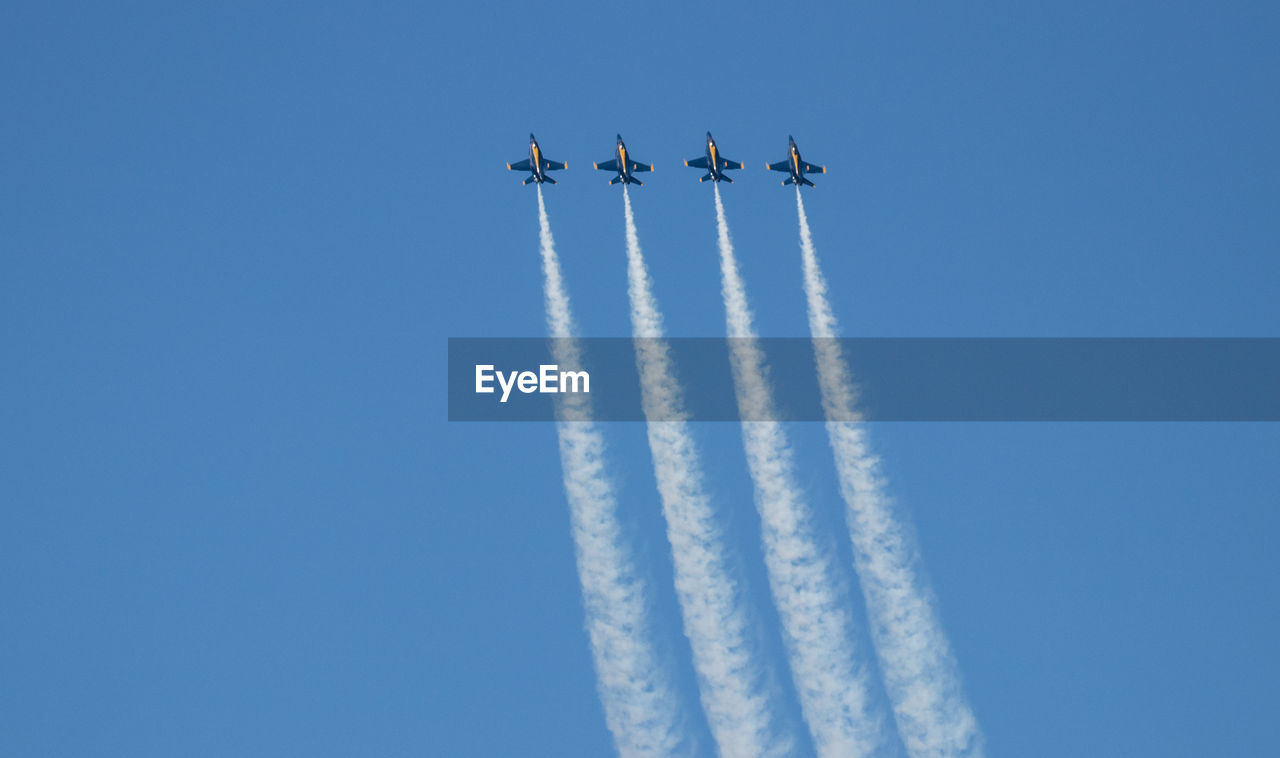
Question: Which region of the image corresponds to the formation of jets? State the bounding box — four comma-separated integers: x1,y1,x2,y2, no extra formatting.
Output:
507,132,825,188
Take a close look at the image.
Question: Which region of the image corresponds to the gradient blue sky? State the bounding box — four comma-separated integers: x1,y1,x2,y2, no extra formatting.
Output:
3,2,1278,756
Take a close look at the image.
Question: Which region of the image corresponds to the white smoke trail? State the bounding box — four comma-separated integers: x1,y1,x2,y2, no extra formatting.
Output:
622,188,794,758
712,185,889,758
795,188,984,758
536,186,690,758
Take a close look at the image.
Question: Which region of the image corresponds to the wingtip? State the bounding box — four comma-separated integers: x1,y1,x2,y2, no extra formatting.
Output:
506,163,511,170
593,162,598,169
683,160,689,166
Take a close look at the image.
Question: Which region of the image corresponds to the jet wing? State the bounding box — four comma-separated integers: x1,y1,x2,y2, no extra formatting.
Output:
685,156,709,169
718,156,744,170
542,158,566,171
767,160,790,172
800,160,825,174
594,159,619,172
629,160,652,173
509,159,532,172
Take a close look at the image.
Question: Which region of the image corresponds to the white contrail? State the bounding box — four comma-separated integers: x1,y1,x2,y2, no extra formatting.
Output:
622,188,795,758
712,185,889,758
536,186,691,758
794,188,984,758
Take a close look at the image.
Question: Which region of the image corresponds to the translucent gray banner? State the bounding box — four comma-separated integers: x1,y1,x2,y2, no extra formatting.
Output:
447,338,1280,422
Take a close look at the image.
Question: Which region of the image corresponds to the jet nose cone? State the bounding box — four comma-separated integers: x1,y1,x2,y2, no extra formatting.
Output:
617,133,623,140
530,133,536,139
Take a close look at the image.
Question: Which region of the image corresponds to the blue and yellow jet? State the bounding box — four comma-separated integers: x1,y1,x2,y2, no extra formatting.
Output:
684,131,744,183
507,133,566,185
593,135,652,186
767,135,825,187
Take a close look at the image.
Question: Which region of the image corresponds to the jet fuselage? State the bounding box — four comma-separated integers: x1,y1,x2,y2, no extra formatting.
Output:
615,137,633,182
705,133,725,181
528,134,546,183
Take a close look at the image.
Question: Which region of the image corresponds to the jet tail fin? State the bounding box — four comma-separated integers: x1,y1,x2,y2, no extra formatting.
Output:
800,176,815,187
542,175,557,185
610,176,623,185
782,177,795,186
626,175,642,186
523,175,537,185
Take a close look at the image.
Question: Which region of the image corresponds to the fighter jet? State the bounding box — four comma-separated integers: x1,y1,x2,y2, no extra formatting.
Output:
593,134,652,186
767,135,825,187
684,131,744,183
507,133,566,185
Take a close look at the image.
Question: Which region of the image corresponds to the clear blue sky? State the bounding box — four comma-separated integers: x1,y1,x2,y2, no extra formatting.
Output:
3,2,1278,756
